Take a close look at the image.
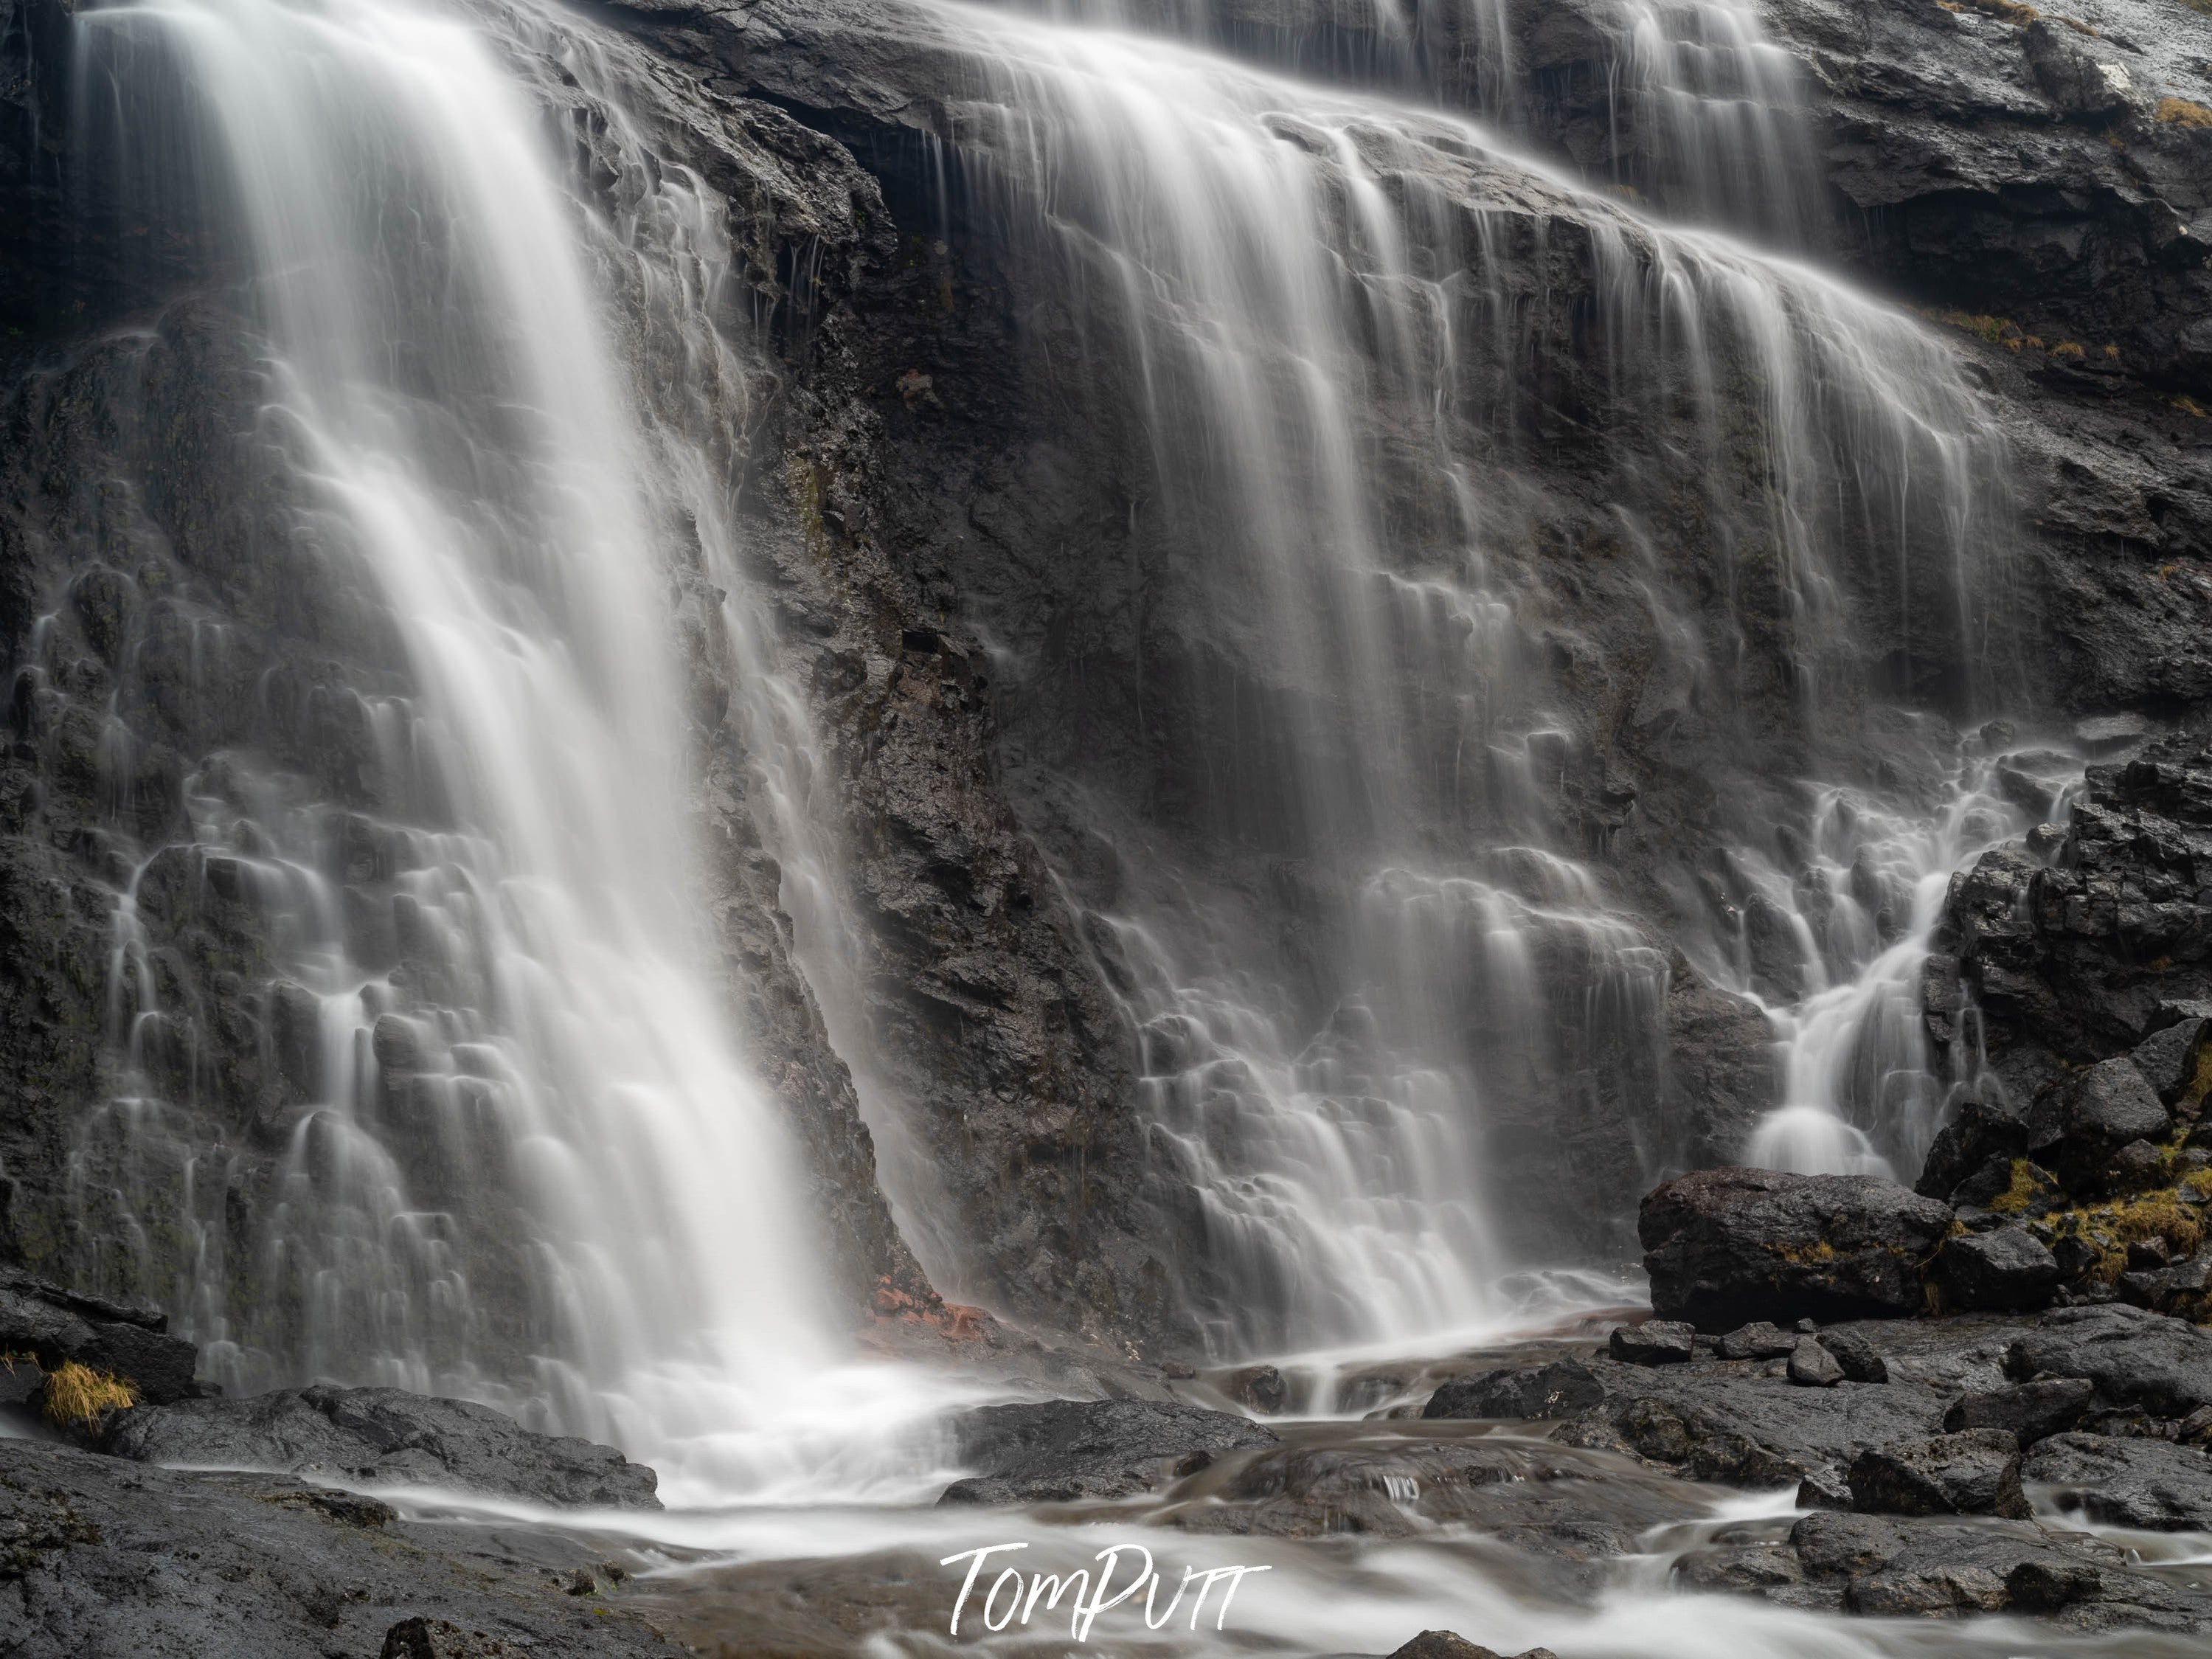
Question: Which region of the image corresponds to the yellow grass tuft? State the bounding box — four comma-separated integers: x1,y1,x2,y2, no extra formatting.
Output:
40,1362,138,1429
2157,97,2212,128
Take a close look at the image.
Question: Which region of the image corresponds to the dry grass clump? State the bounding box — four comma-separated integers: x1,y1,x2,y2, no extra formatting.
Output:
2156,97,2212,128
40,1361,137,1428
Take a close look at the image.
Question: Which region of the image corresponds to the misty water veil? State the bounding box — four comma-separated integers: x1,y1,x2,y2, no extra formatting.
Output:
18,0,2192,1649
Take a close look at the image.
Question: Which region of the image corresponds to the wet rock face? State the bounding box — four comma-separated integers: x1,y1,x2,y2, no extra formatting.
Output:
938,1399,1278,1505
1944,1376,2094,1444
103,1385,662,1509
1639,1168,1954,1329
1935,749,2212,1104
1847,1429,2031,1520
1172,1433,1706,1551
2025,1430,2212,1531
0,1438,677,1659
2005,1302,2212,1418
0,1268,197,1405
1423,1362,1609,1421
1935,1227,2061,1312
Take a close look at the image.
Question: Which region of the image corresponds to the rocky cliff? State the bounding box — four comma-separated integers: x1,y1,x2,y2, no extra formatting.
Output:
2,0,2210,1379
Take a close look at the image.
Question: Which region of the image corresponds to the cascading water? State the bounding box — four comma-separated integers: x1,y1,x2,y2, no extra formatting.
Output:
1013,0,1829,246
871,0,2016,1357
65,0,968,1498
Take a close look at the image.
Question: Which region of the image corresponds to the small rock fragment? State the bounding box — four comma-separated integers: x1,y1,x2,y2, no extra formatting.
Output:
1609,1320,1695,1365
1814,1328,1887,1383
1717,1320,1797,1361
1786,1337,1845,1388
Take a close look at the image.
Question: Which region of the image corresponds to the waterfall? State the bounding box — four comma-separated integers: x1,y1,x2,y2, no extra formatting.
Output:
1010,0,1829,245
870,0,2016,1351
65,0,967,1497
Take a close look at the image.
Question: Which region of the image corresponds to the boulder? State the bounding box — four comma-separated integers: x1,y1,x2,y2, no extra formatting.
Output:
0,1270,198,1406
1786,1337,1844,1388
103,1384,659,1509
1847,1430,2030,1520
1639,1168,1952,1330
2132,1014,2211,1108
1916,1098,2029,1202
1814,1329,1888,1384
1423,1361,1605,1421
1384,1634,1557,1659
1767,1510,2206,1628
1935,1228,2060,1312
1943,1377,2093,1445
1171,1435,1703,1548
2027,1059,2170,1191
1607,1320,1694,1365
1715,1321,1796,1360
0,1438,670,1659
2024,1432,2212,1531
2005,1304,2212,1417
939,1399,1277,1505
2101,1138,2170,1197
1217,1365,1286,1414
1555,1360,1950,1489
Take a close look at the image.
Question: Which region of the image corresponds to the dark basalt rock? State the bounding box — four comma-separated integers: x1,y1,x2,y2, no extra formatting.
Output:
1639,1168,1952,1330
0,1438,675,1659
1423,1362,1607,1421
1553,1358,1952,1488
1715,1321,1797,1360
1938,753,2212,1108
1171,1435,1705,1551
2132,1013,2212,1107
103,1384,660,1509
939,1399,1277,1504
2025,1431,2212,1531
1385,1633,1559,1659
2005,1303,2212,1417
0,1270,198,1405
1944,1377,2094,1445
1935,1227,2061,1312
1814,1329,1889,1384
1607,1320,1694,1365
1917,1098,2031,1203
1787,1337,1845,1388
1746,1509,2211,1629
2026,1059,2173,1191
1847,1430,2031,1520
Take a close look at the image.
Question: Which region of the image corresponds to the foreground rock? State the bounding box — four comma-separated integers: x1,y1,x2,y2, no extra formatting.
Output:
1542,1358,1952,1490
2005,1303,2212,1419
1675,1509,2212,1630
1169,1432,1706,1593
0,1268,199,1406
105,1384,660,1509
1848,1430,2030,1520
1385,1632,1559,1659
2025,1432,2212,1531
1639,1168,1952,1329
939,1399,1277,1504
0,1438,675,1659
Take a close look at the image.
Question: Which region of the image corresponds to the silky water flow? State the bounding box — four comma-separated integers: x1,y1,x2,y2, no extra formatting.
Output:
69,0,977,1502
